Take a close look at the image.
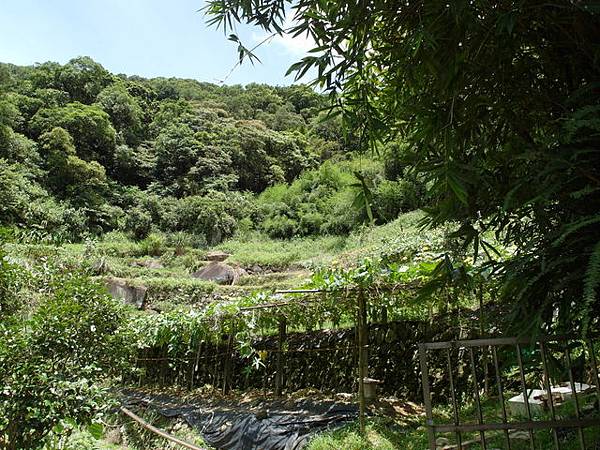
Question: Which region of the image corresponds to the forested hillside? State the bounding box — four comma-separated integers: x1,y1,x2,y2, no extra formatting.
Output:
1,0,599,445
0,57,424,245
0,56,439,449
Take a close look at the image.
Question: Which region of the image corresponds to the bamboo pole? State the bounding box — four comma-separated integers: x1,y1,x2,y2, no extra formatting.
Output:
121,407,207,450
478,284,490,395
275,316,287,397
222,321,235,394
190,339,202,390
357,288,368,435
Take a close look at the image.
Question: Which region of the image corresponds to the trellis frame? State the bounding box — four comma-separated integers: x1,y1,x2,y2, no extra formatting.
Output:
418,335,600,450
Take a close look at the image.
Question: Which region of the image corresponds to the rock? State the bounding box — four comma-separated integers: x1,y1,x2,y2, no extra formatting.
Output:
106,277,147,309
132,258,164,269
192,262,234,284
91,257,109,274
104,427,122,445
235,266,248,279
206,251,231,262
249,265,262,274
191,262,246,285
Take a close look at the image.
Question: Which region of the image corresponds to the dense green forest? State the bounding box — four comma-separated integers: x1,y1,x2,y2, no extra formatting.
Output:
0,57,424,246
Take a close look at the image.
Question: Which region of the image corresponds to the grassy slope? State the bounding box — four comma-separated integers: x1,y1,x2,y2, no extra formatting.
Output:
13,212,597,449
7,210,445,311
217,209,449,268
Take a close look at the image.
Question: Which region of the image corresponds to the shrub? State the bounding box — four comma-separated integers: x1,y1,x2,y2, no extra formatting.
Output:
166,231,206,255
256,159,381,238
372,179,421,222
261,215,299,239
172,191,256,245
124,206,153,240
0,230,21,318
138,232,166,256
0,160,51,226
0,273,131,449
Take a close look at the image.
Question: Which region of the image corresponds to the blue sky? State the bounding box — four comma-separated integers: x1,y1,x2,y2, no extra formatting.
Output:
0,0,314,86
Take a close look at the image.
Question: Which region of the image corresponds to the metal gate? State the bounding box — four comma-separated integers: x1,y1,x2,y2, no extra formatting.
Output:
418,336,600,449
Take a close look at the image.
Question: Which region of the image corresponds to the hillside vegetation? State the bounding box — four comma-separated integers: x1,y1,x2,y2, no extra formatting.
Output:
0,59,443,448
0,58,424,247
2,12,599,444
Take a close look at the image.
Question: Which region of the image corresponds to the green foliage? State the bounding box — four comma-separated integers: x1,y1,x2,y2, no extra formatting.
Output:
138,233,166,257
96,82,143,146
207,0,600,332
307,419,414,450
125,206,153,240
170,191,256,245
582,240,600,334
0,126,41,169
0,159,92,242
58,56,113,104
40,420,107,450
219,233,347,268
0,230,21,318
113,143,155,186
153,123,204,195
0,159,50,225
0,57,359,244
31,102,117,167
256,159,423,238
0,272,131,449
166,231,205,255
371,179,424,222
39,126,108,205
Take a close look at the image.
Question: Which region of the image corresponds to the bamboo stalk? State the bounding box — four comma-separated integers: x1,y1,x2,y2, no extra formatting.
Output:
120,407,207,450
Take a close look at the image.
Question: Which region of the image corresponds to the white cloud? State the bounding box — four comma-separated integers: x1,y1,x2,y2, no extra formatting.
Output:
252,19,315,56
273,30,315,55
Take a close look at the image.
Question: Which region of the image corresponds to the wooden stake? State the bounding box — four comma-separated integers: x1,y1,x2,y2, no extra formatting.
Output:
222,321,236,394
121,407,208,450
357,288,368,435
275,316,287,397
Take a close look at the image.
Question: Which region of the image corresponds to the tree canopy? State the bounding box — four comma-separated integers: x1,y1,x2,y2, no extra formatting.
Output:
1,57,423,245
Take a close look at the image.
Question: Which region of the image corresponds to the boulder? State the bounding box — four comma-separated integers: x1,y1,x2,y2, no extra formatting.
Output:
132,258,164,269
191,262,246,285
205,251,231,262
91,257,110,274
106,277,147,309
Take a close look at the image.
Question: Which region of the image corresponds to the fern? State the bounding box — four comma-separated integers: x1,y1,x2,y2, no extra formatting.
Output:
563,104,600,143
582,239,600,335
552,215,600,247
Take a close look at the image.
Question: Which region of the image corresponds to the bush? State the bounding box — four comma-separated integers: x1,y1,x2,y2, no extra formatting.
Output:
262,214,299,239
172,191,256,245
0,273,131,449
0,160,51,226
166,231,206,255
0,230,21,318
256,159,389,238
124,206,153,240
138,232,166,256
372,179,422,222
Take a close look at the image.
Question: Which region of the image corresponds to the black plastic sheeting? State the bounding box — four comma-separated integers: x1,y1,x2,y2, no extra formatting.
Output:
122,391,358,450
